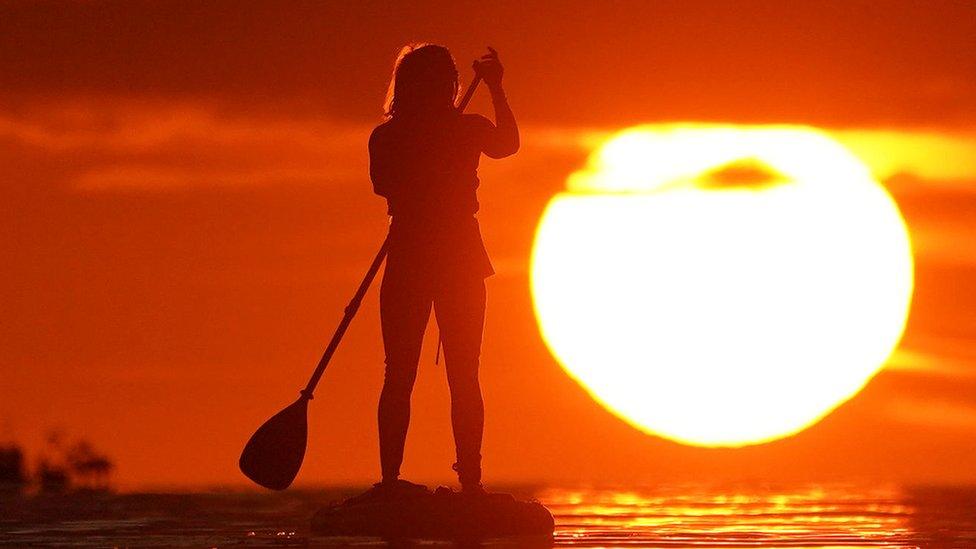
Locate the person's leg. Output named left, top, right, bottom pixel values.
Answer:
left=434, top=275, right=487, bottom=489
left=378, top=267, right=432, bottom=484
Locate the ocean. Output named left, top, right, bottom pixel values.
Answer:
left=1, top=484, right=974, bottom=547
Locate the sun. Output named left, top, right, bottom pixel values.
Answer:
left=530, top=124, right=914, bottom=447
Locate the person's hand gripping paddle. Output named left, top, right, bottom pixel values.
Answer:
left=239, top=69, right=483, bottom=491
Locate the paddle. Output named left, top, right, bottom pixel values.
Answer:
left=240, top=73, right=483, bottom=490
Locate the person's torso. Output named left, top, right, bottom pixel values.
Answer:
left=375, top=113, right=484, bottom=220
left=374, top=113, right=494, bottom=279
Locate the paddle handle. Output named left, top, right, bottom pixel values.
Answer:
left=300, top=75, right=482, bottom=400
left=456, top=74, right=482, bottom=112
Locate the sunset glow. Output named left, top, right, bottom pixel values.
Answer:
left=5, top=1, right=976, bottom=493
left=531, top=125, right=915, bottom=447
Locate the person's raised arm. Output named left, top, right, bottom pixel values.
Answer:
left=474, top=47, right=519, bottom=159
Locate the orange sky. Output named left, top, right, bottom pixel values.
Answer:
left=2, top=0, right=976, bottom=489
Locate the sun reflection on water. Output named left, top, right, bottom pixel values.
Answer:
left=540, top=485, right=917, bottom=548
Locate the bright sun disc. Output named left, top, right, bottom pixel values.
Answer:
left=531, top=124, right=914, bottom=447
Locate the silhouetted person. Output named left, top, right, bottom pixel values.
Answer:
left=368, top=44, right=518, bottom=495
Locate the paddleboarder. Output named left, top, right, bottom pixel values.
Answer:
left=367, top=44, right=519, bottom=495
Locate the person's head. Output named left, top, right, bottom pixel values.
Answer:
left=384, top=44, right=459, bottom=119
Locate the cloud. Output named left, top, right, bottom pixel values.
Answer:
left=73, top=166, right=363, bottom=191
left=887, top=346, right=976, bottom=380
left=6, top=101, right=976, bottom=194
left=0, top=101, right=373, bottom=191
left=886, top=398, right=976, bottom=430
left=6, top=103, right=976, bottom=280
left=547, top=123, right=976, bottom=194
left=696, top=158, right=788, bottom=190
left=0, top=102, right=363, bottom=152
left=0, top=102, right=602, bottom=192
left=833, top=129, right=976, bottom=183
left=906, top=225, right=976, bottom=267
left=883, top=340, right=976, bottom=429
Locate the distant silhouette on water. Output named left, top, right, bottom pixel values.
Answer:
left=367, top=44, right=519, bottom=495
left=0, top=433, right=113, bottom=493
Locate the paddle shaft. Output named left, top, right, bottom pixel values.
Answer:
left=300, top=74, right=482, bottom=399
left=456, top=74, right=482, bottom=113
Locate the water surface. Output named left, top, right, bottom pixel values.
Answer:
left=1, top=484, right=973, bottom=547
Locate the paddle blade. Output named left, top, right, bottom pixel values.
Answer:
left=239, top=397, right=309, bottom=490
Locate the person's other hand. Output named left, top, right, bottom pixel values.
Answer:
left=473, top=47, right=504, bottom=88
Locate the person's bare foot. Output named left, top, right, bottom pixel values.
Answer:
left=346, top=479, right=428, bottom=504
left=384, top=479, right=427, bottom=494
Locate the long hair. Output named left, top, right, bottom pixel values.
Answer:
left=383, top=43, right=459, bottom=119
